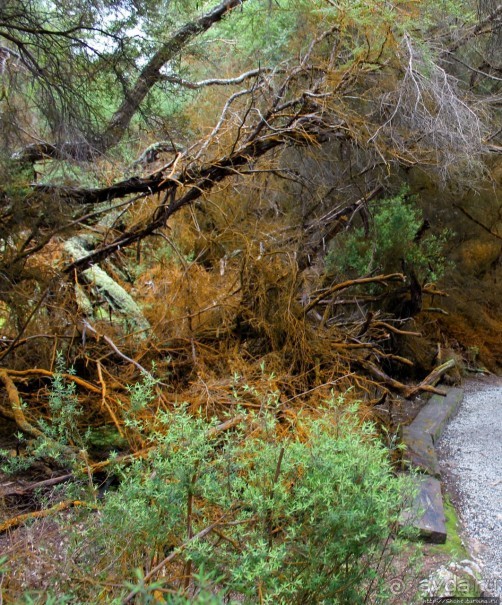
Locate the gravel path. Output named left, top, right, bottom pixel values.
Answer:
left=437, top=375, right=502, bottom=597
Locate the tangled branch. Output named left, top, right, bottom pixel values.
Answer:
left=371, top=35, right=487, bottom=180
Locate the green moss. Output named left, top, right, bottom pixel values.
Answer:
left=431, top=496, right=469, bottom=560
left=87, top=426, right=127, bottom=450
left=421, top=497, right=482, bottom=599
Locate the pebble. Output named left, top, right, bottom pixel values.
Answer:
left=437, top=376, right=502, bottom=598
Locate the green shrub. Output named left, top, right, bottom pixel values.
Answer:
left=70, top=397, right=415, bottom=604
left=3, top=372, right=417, bottom=603
left=326, top=190, right=452, bottom=283
left=0, top=353, right=87, bottom=474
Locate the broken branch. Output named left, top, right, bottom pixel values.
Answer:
left=0, top=500, right=93, bottom=533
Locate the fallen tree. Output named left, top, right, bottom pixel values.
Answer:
left=0, top=0, right=499, bottom=464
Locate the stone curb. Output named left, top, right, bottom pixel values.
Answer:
left=411, top=388, right=464, bottom=444
left=401, top=387, right=464, bottom=543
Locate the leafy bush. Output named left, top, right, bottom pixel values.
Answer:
left=0, top=353, right=87, bottom=474
left=3, top=372, right=417, bottom=603
left=326, top=190, right=452, bottom=283
left=37, top=354, right=85, bottom=449
left=68, top=396, right=415, bottom=604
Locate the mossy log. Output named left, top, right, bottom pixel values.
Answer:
left=65, top=236, right=150, bottom=333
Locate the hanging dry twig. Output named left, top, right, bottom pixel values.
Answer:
left=82, top=321, right=156, bottom=380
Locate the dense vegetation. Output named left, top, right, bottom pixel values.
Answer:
left=0, top=0, right=500, bottom=601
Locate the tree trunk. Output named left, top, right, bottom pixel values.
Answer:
left=13, top=0, right=249, bottom=163
left=98, top=0, right=248, bottom=154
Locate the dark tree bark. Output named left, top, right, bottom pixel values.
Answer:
left=62, top=129, right=333, bottom=274
left=11, top=0, right=249, bottom=163
left=98, top=0, right=249, bottom=154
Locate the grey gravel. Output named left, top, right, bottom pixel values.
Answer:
left=437, top=376, right=502, bottom=597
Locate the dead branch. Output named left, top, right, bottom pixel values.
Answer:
left=96, top=361, right=124, bottom=437
left=0, top=473, right=73, bottom=498
left=17, top=35, right=352, bottom=278
left=454, top=203, right=502, bottom=241
left=360, top=361, right=446, bottom=398
left=87, top=415, right=244, bottom=474
left=0, top=284, right=52, bottom=363
left=61, top=129, right=332, bottom=274
left=121, top=518, right=224, bottom=604
left=11, top=0, right=252, bottom=163
left=0, top=500, right=93, bottom=533
left=0, top=369, right=43, bottom=438
left=304, top=274, right=404, bottom=314
left=300, top=186, right=383, bottom=267
left=161, top=67, right=274, bottom=89
left=379, top=354, right=414, bottom=367
left=406, top=359, right=456, bottom=398
left=0, top=368, right=126, bottom=445
left=82, top=320, right=156, bottom=381
left=360, top=361, right=412, bottom=396
left=206, top=415, right=244, bottom=438
left=4, top=368, right=101, bottom=394
left=372, top=321, right=421, bottom=337
left=88, top=448, right=152, bottom=473
left=422, top=308, right=449, bottom=315
left=422, top=286, right=448, bottom=297
left=372, top=34, right=488, bottom=180
left=445, top=3, right=502, bottom=54
left=330, top=342, right=377, bottom=350
left=279, top=375, right=356, bottom=406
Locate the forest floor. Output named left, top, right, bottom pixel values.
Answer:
left=1, top=375, right=501, bottom=603
left=437, top=374, right=502, bottom=598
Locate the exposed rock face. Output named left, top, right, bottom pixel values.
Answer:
left=420, top=560, right=482, bottom=597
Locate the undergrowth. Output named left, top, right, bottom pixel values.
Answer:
left=0, top=353, right=87, bottom=475
left=2, top=375, right=419, bottom=604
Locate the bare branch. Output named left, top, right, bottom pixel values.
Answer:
left=444, top=52, right=502, bottom=82
left=10, top=0, right=251, bottom=162
left=161, top=67, right=274, bottom=89
left=100, top=0, right=250, bottom=153
left=371, top=35, right=488, bottom=181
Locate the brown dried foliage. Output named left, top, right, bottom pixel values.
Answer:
left=0, top=13, right=482, bottom=461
